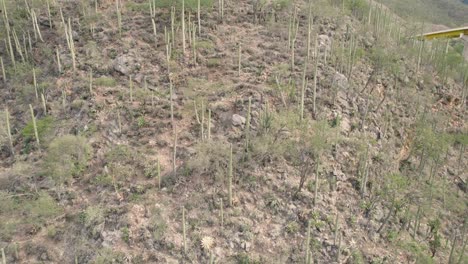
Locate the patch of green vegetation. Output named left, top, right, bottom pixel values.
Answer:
left=5, top=62, right=33, bottom=82
left=397, top=240, right=434, bottom=264
left=121, top=227, right=130, bottom=244
left=234, top=253, right=263, bottom=264
left=136, top=116, right=146, bottom=128
left=310, top=211, right=325, bottom=229
left=47, top=225, right=56, bottom=236
left=285, top=221, right=300, bottom=234
left=104, top=145, right=143, bottom=182
left=386, top=229, right=398, bottom=243
left=91, top=174, right=114, bottom=187
left=78, top=205, right=106, bottom=239
left=0, top=110, right=9, bottom=147
left=273, top=0, right=293, bottom=10
left=206, top=58, right=222, bottom=68
left=351, top=249, right=365, bottom=264
left=45, top=135, right=91, bottom=185
left=264, top=192, right=280, bottom=212
left=144, top=159, right=162, bottom=179
left=22, top=116, right=54, bottom=144
left=149, top=207, right=167, bottom=241
left=186, top=140, right=230, bottom=182
left=345, top=0, right=370, bottom=20
left=93, top=248, right=126, bottom=264
left=152, top=0, right=213, bottom=10
left=134, top=88, right=153, bottom=102
left=82, top=206, right=105, bottom=227
left=195, top=40, right=215, bottom=51
left=0, top=191, right=62, bottom=241
left=125, top=2, right=150, bottom=12
left=27, top=192, right=62, bottom=219
left=94, top=76, right=117, bottom=87
left=106, top=145, right=133, bottom=162
left=183, top=78, right=232, bottom=100
left=0, top=1, right=48, bottom=37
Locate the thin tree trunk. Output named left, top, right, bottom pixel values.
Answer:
left=313, top=161, right=319, bottom=206
left=377, top=201, right=395, bottom=234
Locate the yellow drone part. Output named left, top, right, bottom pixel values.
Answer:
left=418, top=27, right=468, bottom=40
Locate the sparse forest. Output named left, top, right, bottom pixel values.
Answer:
left=0, top=0, right=466, bottom=263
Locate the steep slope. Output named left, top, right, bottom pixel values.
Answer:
left=0, top=0, right=466, bottom=263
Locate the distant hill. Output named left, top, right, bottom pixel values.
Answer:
left=376, top=0, right=468, bottom=27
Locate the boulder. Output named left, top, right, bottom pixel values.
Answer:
left=333, top=72, right=349, bottom=90
left=113, top=54, right=138, bottom=75
left=318, top=34, right=331, bottom=53
left=232, top=114, right=246, bottom=126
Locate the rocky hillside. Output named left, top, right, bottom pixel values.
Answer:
left=0, top=0, right=466, bottom=263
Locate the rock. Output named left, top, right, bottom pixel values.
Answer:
left=333, top=72, right=349, bottom=90
left=269, top=224, right=282, bottom=238
left=335, top=91, right=350, bottom=110
left=447, top=167, right=455, bottom=176
left=113, top=55, right=138, bottom=75
left=399, top=75, right=410, bottom=84
left=212, top=101, right=231, bottom=112
left=169, top=92, right=178, bottom=101
left=332, top=168, right=347, bottom=181
left=363, top=32, right=375, bottom=48
left=40, top=252, right=49, bottom=261
left=232, top=114, right=246, bottom=126
left=229, top=241, right=235, bottom=249
left=71, top=30, right=79, bottom=41
left=340, top=116, right=351, bottom=133
left=318, top=35, right=331, bottom=53
left=242, top=241, right=252, bottom=251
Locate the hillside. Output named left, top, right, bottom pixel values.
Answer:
left=375, top=0, right=468, bottom=27
left=0, top=0, right=467, bottom=263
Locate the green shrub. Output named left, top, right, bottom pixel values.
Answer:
left=149, top=207, right=167, bottom=241
left=104, top=145, right=143, bottom=182
left=386, top=229, right=398, bottom=243
left=206, top=58, right=222, bottom=68
left=273, top=0, right=292, bottom=11
left=346, top=0, right=369, bottom=20
left=186, top=140, right=230, bottom=182
left=121, top=227, right=130, bottom=244
left=195, top=40, right=215, bottom=51
left=0, top=110, right=8, bottom=148
left=397, top=240, right=434, bottom=264
left=351, top=250, right=365, bottom=264
left=151, top=221, right=167, bottom=241
left=152, top=0, right=213, bottom=10
left=94, top=248, right=125, bottom=264
left=125, top=2, right=150, bottom=12
left=27, top=192, right=62, bottom=219
left=4, top=61, right=34, bottom=80
left=234, top=253, right=263, bottom=264
left=46, top=225, right=56, bottom=236
left=136, top=116, right=146, bottom=128
left=0, top=191, right=62, bottom=241
left=94, top=76, right=117, bottom=87
left=106, top=145, right=134, bottom=163
left=45, top=135, right=91, bottom=185
left=82, top=206, right=105, bottom=228
left=285, top=221, right=300, bottom=234
left=22, top=116, right=54, bottom=144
